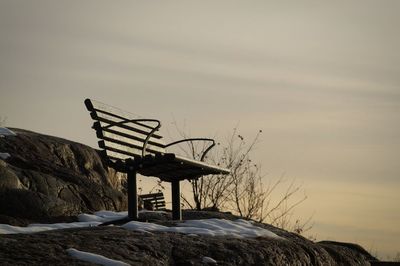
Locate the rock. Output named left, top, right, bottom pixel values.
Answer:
left=318, top=241, right=377, bottom=263
left=0, top=128, right=127, bottom=224
left=0, top=213, right=378, bottom=265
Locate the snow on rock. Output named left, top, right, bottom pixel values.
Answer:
left=180, top=219, right=282, bottom=238
left=0, top=152, right=10, bottom=160
left=122, top=221, right=168, bottom=231
left=0, top=210, right=282, bottom=239
left=0, top=127, right=17, bottom=137
left=0, top=127, right=15, bottom=159
left=78, top=210, right=128, bottom=223
left=1, top=211, right=128, bottom=234
left=67, top=248, right=130, bottom=266
left=202, top=256, right=217, bottom=264
left=123, top=218, right=283, bottom=239
left=0, top=222, right=101, bottom=234
left=77, top=210, right=167, bottom=223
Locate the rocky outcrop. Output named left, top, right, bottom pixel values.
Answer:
left=0, top=211, right=378, bottom=266
left=0, top=128, right=381, bottom=265
left=0, top=128, right=127, bottom=225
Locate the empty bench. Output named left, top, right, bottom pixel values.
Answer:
left=84, top=99, right=230, bottom=220
left=139, top=192, right=166, bottom=211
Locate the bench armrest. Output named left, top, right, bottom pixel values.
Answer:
left=104, top=119, right=161, bottom=157
left=165, top=138, right=215, bottom=161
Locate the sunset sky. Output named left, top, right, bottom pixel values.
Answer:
left=1, top=1, right=399, bottom=259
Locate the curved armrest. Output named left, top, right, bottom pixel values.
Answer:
left=165, top=138, right=215, bottom=161
left=104, top=118, right=161, bottom=157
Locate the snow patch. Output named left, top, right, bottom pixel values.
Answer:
left=0, top=127, right=16, bottom=159
left=78, top=210, right=127, bottom=223
left=122, top=218, right=282, bottom=239
left=0, top=127, right=17, bottom=137
left=77, top=210, right=166, bottom=223
left=0, top=221, right=101, bottom=234
left=0, top=210, right=283, bottom=239
left=0, top=153, right=10, bottom=160
left=67, top=248, right=130, bottom=266
left=202, top=256, right=217, bottom=264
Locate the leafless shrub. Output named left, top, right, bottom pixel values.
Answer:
left=170, top=122, right=313, bottom=233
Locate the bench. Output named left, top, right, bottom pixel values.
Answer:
left=139, top=192, right=166, bottom=211
left=84, top=98, right=230, bottom=220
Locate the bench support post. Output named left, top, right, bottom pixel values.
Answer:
left=171, top=180, right=181, bottom=220
left=127, top=168, right=138, bottom=220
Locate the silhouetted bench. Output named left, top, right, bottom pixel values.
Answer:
left=84, top=99, right=230, bottom=220
left=139, top=192, right=166, bottom=211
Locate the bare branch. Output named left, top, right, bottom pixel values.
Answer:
left=170, top=121, right=312, bottom=234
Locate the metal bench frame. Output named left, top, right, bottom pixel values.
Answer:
left=84, top=99, right=230, bottom=221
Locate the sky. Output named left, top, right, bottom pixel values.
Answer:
left=0, top=0, right=399, bottom=259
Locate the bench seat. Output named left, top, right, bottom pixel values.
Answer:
left=137, top=153, right=228, bottom=181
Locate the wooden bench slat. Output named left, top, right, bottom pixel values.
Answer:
left=95, top=108, right=157, bottom=131
left=98, top=133, right=145, bottom=151
left=139, top=155, right=230, bottom=175
left=139, top=193, right=164, bottom=198
left=139, top=192, right=164, bottom=197
left=98, top=130, right=166, bottom=153
left=102, top=150, right=133, bottom=161
left=100, top=141, right=168, bottom=160
left=144, top=201, right=165, bottom=205
left=99, top=141, right=143, bottom=158
left=141, top=200, right=165, bottom=205
left=99, top=139, right=165, bottom=157
left=100, top=150, right=127, bottom=163
left=139, top=159, right=230, bottom=181
left=143, top=202, right=165, bottom=207
left=174, top=155, right=230, bottom=174
left=94, top=123, right=166, bottom=150
left=139, top=192, right=166, bottom=211
left=86, top=99, right=161, bottom=134
left=142, top=197, right=165, bottom=202
left=93, top=115, right=163, bottom=140
left=94, top=122, right=166, bottom=147
left=143, top=201, right=165, bottom=205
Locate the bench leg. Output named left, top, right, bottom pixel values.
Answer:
left=127, top=169, right=138, bottom=220
left=171, top=180, right=181, bottom=220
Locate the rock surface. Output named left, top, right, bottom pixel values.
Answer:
left=0, top=128, right=127, bottom=225
left=0, top=211, right=378, bottom=266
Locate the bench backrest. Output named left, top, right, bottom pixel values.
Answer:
left=85, top=99, right=167, bottom=162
